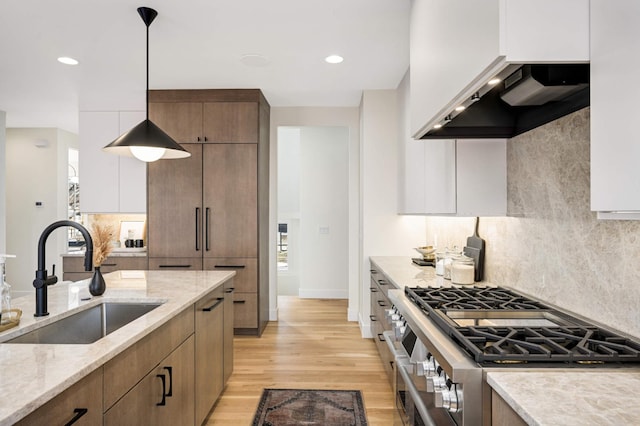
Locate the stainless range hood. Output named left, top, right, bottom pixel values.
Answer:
left=421, top=64, right=590, bottom=139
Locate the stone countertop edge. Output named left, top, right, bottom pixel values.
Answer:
left=370, top=256, right=640, bottom=425
left=486, top=371, right=640, bottom=426
left=0, top=269, right=235, bottom=425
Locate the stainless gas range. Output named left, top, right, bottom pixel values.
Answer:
left=386, top=286, right=640, bottom=426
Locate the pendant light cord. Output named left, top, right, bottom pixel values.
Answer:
left=146, top=18, right=149, bottom=121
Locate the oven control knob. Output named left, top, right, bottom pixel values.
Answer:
left=441, top=385, right=463, bottom=413
left=417, top=355, right=435, bottom=377
left=384, top=307, right=398, bottom=321
left=427, top=372, right=446, bottom=394
left=393, top=321, right=406, bottom=340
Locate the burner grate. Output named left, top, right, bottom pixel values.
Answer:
left=405, top=286, right=549, bottom=311
left=451, top=326, right=640, bottom=363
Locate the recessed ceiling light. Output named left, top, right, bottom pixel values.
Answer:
left=57, top=56, right=79, bottom=65
left=240, top=54, right=270, bottom=67
left=455, top=105, right=466, bottom=112
left=325, top=55, right=344, bottom=64
left=488, top=78, right=501, bottom=86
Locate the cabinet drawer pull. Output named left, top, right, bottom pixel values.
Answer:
left=225, top=288, right=235, bottom=293
left=214, top=265, right=246, bottom=269
left=164, top=366, right=173, bottom=397
left=64, top=408, right=88, bottom=426
left=158, top=264, right=192, bottom=268
left=378, top=279, right=388, bottom=286
left=370, top=287, right=378, bottom=293
left=369, top=315, right=377, bottom=322
left=101, top=263, right=117, bottom=267
left=377, top=300, right=387, bottom=307
left=233, top=300, right=246, bottom=304
left=205, top=207, right=211, bottom=251
left=377, top=333, right=386, bottom=342
left=156, top=374, right=167, bottom=406
left=195, top=207, right=201, bottom=251
left=202, top=297, right=224, bottom=311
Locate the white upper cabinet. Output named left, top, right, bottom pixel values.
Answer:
left=410, top=0, right=590, bottom=139
left=398, top=70, right=506, bottom=216
left=590, top=0, right=640, bottom=219
left=79, top=111, right=147, bottom=213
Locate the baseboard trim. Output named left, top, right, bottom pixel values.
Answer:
left=359, top=312, right=373, bottom=339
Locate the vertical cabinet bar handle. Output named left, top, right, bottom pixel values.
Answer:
left=195, top=207, right=201, bottom=251
left=64, top=408, right=88, bottom=426
left=164, top=366, right=173, bottom=397
left=156, top=374, right=167, bottom=406
left=205, top=207, right=211, bottom=251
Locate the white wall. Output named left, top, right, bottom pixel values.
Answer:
left=0, top=111, right=6, bottom=254
left=359, top=90, right=427, bottom=337
left=270, top=107, right=360, bottom=321
left=5, top=128, right=78, bottom=297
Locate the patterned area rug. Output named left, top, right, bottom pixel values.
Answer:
left=252, top=389, right=368, bottom=426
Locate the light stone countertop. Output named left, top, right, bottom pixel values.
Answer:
left=0, top=269, right=235, bottom=425
left=370, top=256, right=640, bottom=425
left=487, top=371, right=640, bottom=425
left=369, top=255, right=499, bottom=289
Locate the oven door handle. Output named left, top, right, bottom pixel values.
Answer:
left=398, top=361, right=433, bottom=424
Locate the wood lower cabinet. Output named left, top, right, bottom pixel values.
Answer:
left=491, top=390, right=527, bottom=426
left=148, top=89, right=270, bottom=336
left=223, top=282, right=235, bottom=383
left=63, top=255, right=148, bottom=281
left=104, top=336, right=195, bottom=426
left=15, top=369, right=103, bottom=426
left=369, top=266, right=395, bottom=385
left=195, top=286, right=225, bottom=424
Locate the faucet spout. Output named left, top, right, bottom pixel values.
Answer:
left=33, top=220, right=94, bottom=317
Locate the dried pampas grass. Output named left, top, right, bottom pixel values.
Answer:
left=90, top=222, right=114, bottom=266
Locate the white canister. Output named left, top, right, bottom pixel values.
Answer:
left=451, top=255, right=475, bottom=285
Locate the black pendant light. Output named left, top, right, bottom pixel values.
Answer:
left=103, top=7, right=190, bottom=162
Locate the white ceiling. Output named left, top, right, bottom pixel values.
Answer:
left=0, top=0, right=411, bottom=134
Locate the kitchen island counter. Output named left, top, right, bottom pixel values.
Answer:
left=0, top=269, right=235, bottom=425
left=487, top=370, right=640, bottom=425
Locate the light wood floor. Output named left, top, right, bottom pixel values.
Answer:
left=206, top=296, right=396, bottom=425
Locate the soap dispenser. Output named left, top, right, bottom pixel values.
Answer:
left=0, top=254, right=16, bottom=325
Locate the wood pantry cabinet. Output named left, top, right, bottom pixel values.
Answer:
left=148, top=89, right=270, bottom=336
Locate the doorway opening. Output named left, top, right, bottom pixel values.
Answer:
left=276, top=126, right=349, bottom=298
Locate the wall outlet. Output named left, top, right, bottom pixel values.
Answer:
left=319, top=226, right=330, bottom=235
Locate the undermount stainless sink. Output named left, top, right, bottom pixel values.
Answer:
left=5, top=302, right=162, bottom=344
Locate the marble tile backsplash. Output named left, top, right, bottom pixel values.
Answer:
left=425, top=108, right=640, bottom=339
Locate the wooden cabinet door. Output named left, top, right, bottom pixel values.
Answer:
left=203, top=144, right=258, bottom=258
left=195, top=287, right=225, bottom=424
left=223, top=285, right=235, bottom=383
left=104, top=336, right=195, bottom=426
left=203, top=102, right=259, bottom=143
left=148, top=143, right=203, bottom=258
left=16, top=369, right=103, bottom=426
left=149, top=101, right=203, bottom=143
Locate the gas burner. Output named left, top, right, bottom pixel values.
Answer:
left=451, top=326, right=640, bottom=364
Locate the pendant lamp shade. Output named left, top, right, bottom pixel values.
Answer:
left=103, top=6, right=190, bottom=162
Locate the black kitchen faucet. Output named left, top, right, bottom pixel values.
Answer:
left=33, top=220, right=93, bottom=317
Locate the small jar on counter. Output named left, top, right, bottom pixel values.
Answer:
left=451, top=255, right=475, bottom=285
left=435, top=251, right=445, bottom=276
